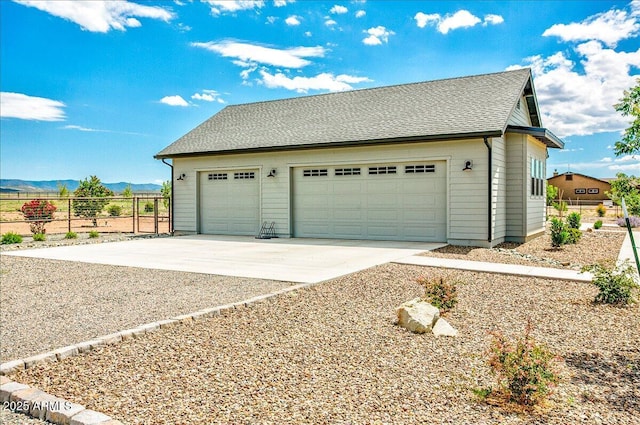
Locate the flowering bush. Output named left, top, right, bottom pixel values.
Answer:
left=21, top=199, right=56, bottom=234
left=617, top=216, right=640, bottom=228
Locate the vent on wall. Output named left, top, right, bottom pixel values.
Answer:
left=335, top=168, right=361, bottom=176
left=405, top=164, right=435, bottom=173
left=234, top=172, right=255, bottom=180
left=208, top=173, right=228, bottom=180
left=303, top=169, right=328, bottom=177
left=368, top=166, right=397, bottom=175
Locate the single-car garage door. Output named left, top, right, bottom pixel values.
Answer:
left=199, top=169, right=260, bottom=235
left=293, top=161, right=446, bottom=242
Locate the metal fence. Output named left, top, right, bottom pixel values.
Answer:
left=0, top=195, right=170, bottom=236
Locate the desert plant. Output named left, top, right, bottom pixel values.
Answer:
left=617, top=216, right=640, bottom=228
left=607, top=173, right=640, bottom=215
left=552, top=200, right=567, bottom=213
left=65, top=231, right=78, bottom=239
left=107, top=204, right=122, bottom=217
left=89, top=230, right=99, bottom=238
left=144, top=201, right=154, bottom=213
left=418, top=276, right=458, bottom=313
left=550, top=217, right=568, bottom=248
left=582, top=262, right=639, bottom=305
left=546, top=184, right=558, bottom=206
left=487, top=322, right=561, bottom=407
left=566, top=212, right=581, bottom=230
left=121, top=184, right=133, bottom=198
left=161, top=180, right=171, bottom=209
left=1, top=232, right=23, bottom=244
left=32, top=233, right=46, bottom=241
left=72, top=176, right=114, bottom=226
left=21, top=199, right=57, bottom=234
left=594, top=220, right=603, bottom=230
left=566, top=228, right=582, bottom=245
left=595, top=204, right=606, bottom=217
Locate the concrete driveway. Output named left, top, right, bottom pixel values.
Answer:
left=3, top=235, right=444, bottom=283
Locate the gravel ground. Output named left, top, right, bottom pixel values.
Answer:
left=423, top=228, right=626, bottom=270
left=9, top=264, right=639, bottom=424
left=0, top=256, right=295, bottom=362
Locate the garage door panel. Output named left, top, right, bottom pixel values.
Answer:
left=293, top=161, right=446, bottom=242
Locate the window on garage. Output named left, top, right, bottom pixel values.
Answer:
left=234, top=172, right=255, bottom=179
left=368, top=166, right=397, bottom=175
left=335, top=168, right=361, bottom=176
left=405, top=164, right=435, bottom=173
left=588, top=188, right=599, bottom=194
left=208, top=173, right=228, bottom=180
left=575, top=188, right=586, bottom=194
left=303, top=169, right=328, bottom=177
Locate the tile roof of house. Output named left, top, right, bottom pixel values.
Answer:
left=156, top=68, right=562, bottom=158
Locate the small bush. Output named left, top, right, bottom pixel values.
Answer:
left=33, top=233, right=46, bottom=241
left=89, top=230, right=99, bottom=239
left=487, top=322, right=561, bottom=407
left=566, top=212, right=581, bottom=230
left=617, top=216, right=640, bottom=228
left=593, top=220, right=603, bottom=230
left=566, top=228, right=582, bottom=244
left=595, top=204, right=606, bottom=217
left=552, top=201, right=567, bottom=213
left=582, top=262, right=639, bottom=305
left=1, top=232, right=23, bottom=244
left=550, top=217, right=568, bottom=248
left=65, top=231, right=78, bottom=239
left=144, top=201, right=154, bottom=213
left=107, top=204, right=122, bottom=217
left=21, top=199, right=56, bottom=234
left=418, top=276, right=458, bottom=313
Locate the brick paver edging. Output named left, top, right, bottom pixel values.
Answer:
left=0, top=282, right=312, bottom=424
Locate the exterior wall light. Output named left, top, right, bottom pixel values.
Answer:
left=267, top=169, right=277, bottom=177
left=176, top=173, right=186, bottom=181
left=463, top=160, right=473, bottom=172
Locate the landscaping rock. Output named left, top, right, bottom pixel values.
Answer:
left=432, top=317, right=458, bottom=337
left=396, top=298, right=440, bottom=333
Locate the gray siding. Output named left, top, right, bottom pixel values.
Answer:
left=526, top=139, right=548, bottom=235
left=505, top=133, right=526, bottom=240
left=507, top=96, right=532, bottom=127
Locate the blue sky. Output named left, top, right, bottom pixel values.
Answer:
left=1, top=0, right=639, bottom=184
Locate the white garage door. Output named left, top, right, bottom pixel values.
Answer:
left=293, top=161, right=446, bottom=242
left=199, top=170, right=260, bottom=235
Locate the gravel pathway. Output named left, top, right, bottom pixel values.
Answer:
left=9, top=263, right=639, bottom=424
left=0, top=255, right=295, bottom=362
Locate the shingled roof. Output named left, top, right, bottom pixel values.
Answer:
left=156, top=68, right=562, bottom=159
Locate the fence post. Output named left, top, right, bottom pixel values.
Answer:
left=132, top=197, right=136, bottom=234
left=154, top=198, right=159, bottom=234
left=68, top=198, right=71, bottom=233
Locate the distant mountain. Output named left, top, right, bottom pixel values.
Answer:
left=0, top=179, right=161, bottom=193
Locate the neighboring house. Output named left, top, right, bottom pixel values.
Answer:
left=547, top=171, right=611, bottom=204
left=155, top=68, right=563, bottom=247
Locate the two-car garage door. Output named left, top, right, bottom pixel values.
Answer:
left=292, top=161, right=446, bottom=242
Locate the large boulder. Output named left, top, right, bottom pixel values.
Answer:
left=396, top=298, right=440, bottom=333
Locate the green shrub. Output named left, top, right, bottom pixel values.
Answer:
left=107, top=204, right=122, bottom=217
left=582, top=262, right=639, bottom=305
left=594, top=220, right=603, bottom=230
left=21, top=199, right=56, bottom=234
left=417, top=276, right=458, bottom=313
left=144, top=201, right=154, bottom=213
left=566, top=228, right=582, bottom=244
left=89, top=230, right=99, bottom=239
left=487, top=322, right=561, bottom=407
left=595, top=204, right=606, bottom=217
left=550, top=217, right=568, bottom=248
left=552, top=201, right=567, bottom=213
left=65, top=231, right=78, bottom=239
left=566, top=212, right=581, bottom=229
left=1, top=232, right=23, bottom=244
left=33, top=233, right=46, bottom=241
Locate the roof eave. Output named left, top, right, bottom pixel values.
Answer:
left=154, top=130, right=504, bottom=159
left=506, top=125, right=564, bottom=149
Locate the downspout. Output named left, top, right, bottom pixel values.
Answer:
left=484, top=137, right=492, bottom=244
left=161, top=158, right=174, bottom=234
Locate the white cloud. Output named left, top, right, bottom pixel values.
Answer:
left=259, top=71, right=371, bottom=93
left=325, top=18, right=337, bottom=26
left=543, top=8, right=640, bottom=47
left=160, top=95, right=189, bottom=107
left=329, top=5, right=348, bottom=14
left=273, top=0, right=288, bottom=6
left=415, top=10, right=501, bottom=34
left=14, top=0, right=173, bottom=32
left=192, top=40, right=325, bottom=69
left=355, top=10, right=366, bottom=18
left=191, top=89, right=226, bottom=103
left=362, top=26, right=394, bottom=45
left=62, top=125, right=100, bottom=132
left=550, top=155, right=640, bottom=175
left=0, top=92, right=66, bottom=121
left=266, top=16, right=278, bottom=24
left=304, top=31, right=312, bottom=37
left=285, top=15, right=301, bottom=26
left=203, top=0, right=265, bottom=15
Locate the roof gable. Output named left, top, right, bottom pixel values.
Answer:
left=157, top=68, right=553, bottom=158
left=548, top=172, right=611, bottom=185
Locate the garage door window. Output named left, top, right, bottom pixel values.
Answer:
left=208, top=173, right=228, bottom=180
left=335, top=168, right=361, bottom=176
left=369, top=166, right=397, bottom=175
left=234, top=172, right=255, bottom=179
left=405, top=164, right=435, bottom=173
left=303, top=169, right=328, bottom=177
